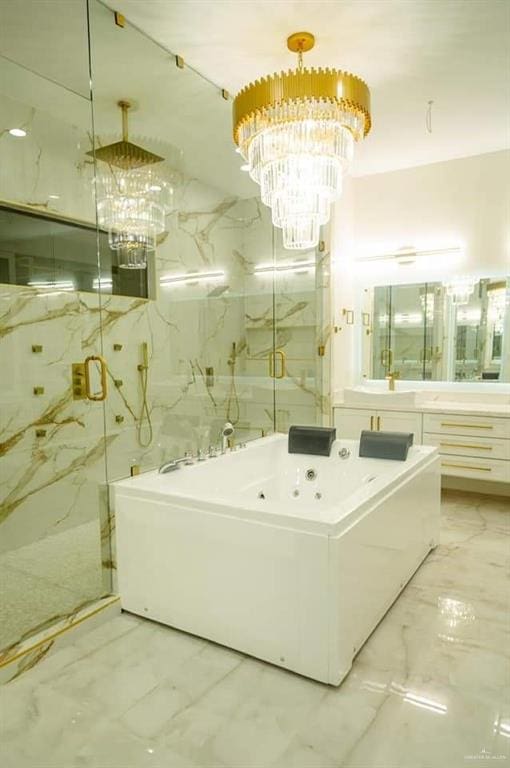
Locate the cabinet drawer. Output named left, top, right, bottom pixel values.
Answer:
left=440, top=456, right=510, bottom=482
left=423, top=413, right=510, bottom=439
left=423, top=433, right=510, bottom=461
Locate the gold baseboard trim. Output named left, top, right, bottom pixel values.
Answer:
left=0, top=596, right=120, bottom=670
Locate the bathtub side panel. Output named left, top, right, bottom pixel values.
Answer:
left=115, top=495, right=331, bottom=683
left=328, top=459, right=441, bottom=684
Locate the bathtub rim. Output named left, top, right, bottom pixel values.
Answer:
left=112, top=436, right=440, bottom=536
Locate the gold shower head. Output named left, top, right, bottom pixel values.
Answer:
left=88, top=101, right=164, bottom=169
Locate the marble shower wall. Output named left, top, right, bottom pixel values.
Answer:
left=0, top=37, right=330, bottom=654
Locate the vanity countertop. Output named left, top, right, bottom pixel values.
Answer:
left=333, top=399, right=510, bottom=418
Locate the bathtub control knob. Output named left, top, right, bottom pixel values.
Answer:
left=184, top=451, right=194, bottom=465
left=197, top=450, right=206, bottom=461
left=208, top=445, right=217, bottom=458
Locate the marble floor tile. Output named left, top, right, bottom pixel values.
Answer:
left=0, top=491, right=508, bottom=768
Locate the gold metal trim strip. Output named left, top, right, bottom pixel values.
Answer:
left=0, top=597, right=120, bottom=669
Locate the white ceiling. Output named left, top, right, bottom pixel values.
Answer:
left=1, top=0, right=509, bottom=201
left=106, top=0, right=510, bottom=176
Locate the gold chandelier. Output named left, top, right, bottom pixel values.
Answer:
left=233, top=32, right=371, bottom=250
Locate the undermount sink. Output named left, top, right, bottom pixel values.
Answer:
left=343, top=387, right=419, bottom=407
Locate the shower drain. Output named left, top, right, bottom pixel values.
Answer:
left=305, top=468, right=317, bottom=481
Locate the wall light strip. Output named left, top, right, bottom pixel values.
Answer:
left=357, top=247, right=462, bottom=263
left=254, top=260, right=315, bottom=275
left=159, top=270, right=225, bottom=285
left=92, top=278, right=113, bottom=290
left=28, top=280, right=75, bottom=291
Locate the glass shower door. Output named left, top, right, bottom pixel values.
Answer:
left=272, top=230, right=325, bottom=432
left=0, top=0, right=111, bottom=654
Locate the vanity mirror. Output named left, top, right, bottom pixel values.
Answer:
left=364, top=277, right=509, bottom=383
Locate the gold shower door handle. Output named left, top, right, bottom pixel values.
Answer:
left=84, top=355, right=108, bottom=401
left=268, top=350, right=286, bottom=379
left=275, top=350, right=286, bottom=379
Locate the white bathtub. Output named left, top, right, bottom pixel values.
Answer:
left=113, top=434, right=440, bottom=685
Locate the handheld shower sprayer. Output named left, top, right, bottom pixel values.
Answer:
left=136, top=342, right=153, bottom=448
left=226, top=341, right=240, bottom=425
left=221, top=422, right=235, bottom=451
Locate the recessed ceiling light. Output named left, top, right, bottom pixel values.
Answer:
left=9, top=128, right=27, bottom=137
left=48, top=194, right=60, bottom=200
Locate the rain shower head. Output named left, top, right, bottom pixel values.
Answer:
left=88, top=101, right=164, bottom=169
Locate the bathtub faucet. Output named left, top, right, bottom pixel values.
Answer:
left=158, top=452, right=193, bottom=474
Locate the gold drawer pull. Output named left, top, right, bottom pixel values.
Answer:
left=441, top=421, right=494, bottom=429
left=442, top=462, right=492, bottom=472
left=439, top=442, right=493, bottom=451
left=440, top=422, right=493, bottom=429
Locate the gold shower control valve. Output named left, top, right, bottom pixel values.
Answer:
left=72, top=362, right=87, bottom=400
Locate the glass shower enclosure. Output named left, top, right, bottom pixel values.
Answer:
left=0, top=0, right=329, bottom=656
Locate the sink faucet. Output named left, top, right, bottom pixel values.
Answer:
left=385, top=371, right=400, bottom=391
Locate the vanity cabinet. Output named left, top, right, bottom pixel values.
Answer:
left=334, top=404, right=510, bottom=486
left=423, top=413, right=510, bottom=482
left=333, top=408, right=373, bottom=438
left=333, top=407, right=422, bottom=442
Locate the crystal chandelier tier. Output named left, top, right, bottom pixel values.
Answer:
left=233, top=32, right=371, bottom=250
left=90, top=101, right=173, bottom=269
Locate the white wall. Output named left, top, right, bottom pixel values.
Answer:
left=331, top=150, right=510, bottom=392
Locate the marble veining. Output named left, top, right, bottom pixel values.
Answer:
left=0, top=491, right=508, bottom=767
left=0, top=87, right=330, bottom=654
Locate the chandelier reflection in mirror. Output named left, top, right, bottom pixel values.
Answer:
left=444, top=277, right=476, bottom=305
left=233, top=32, right=371, bottom=250
left=90, top=101, right=174, bottom=269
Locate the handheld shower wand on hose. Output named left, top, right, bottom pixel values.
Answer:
left=137, top=342, right=153, bottom=448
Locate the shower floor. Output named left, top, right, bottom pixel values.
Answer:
left=0, top=521, right=104, bottom=650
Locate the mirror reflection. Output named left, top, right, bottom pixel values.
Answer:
left=369, top=277, right=509, bottom=382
